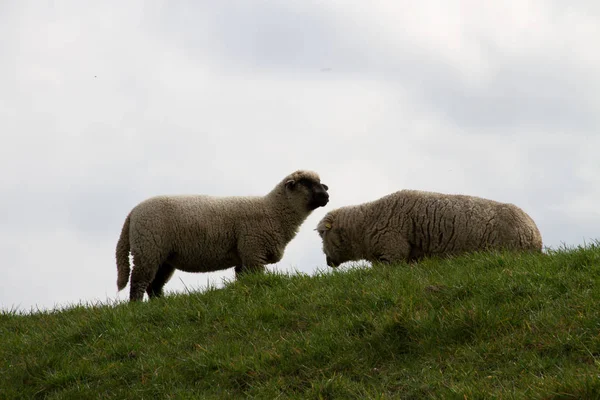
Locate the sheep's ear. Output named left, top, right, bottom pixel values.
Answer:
left=285, top=179, right=296, bottom=190
left=315, top=220, right=333, bottom=233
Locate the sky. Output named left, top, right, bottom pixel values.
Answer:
left=1, top=1, right=599, bottom=312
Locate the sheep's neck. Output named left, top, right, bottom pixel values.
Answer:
left=265, top=189, right=311, bottom=241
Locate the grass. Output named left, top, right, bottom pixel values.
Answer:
left=2, top=242, right=600, bottom=399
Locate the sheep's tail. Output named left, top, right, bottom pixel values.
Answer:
left=116, top=213, right=132, bottom=291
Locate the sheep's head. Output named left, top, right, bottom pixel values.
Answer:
left=283, top=170, right=329, bottom=211
left=316, top=213, right=351, bottom=268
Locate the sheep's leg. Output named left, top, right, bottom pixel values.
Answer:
left=129, top=253, right=160, bottom=301
left=146, top=262, right=176, bottom=299
left=234, top=264, right=265, bottom=279
left=235, top=239, right=269, bottom=279
left=129, top=268, right=152, bottom=301
left=375, top=234, right=411, bottom=264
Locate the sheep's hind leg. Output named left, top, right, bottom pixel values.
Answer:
left=129, top=254, right=160, bottom=302
left=146, top=262, right=176, bottom=299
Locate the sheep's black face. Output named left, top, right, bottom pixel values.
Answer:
left=318, top=224, right=350, bottom=268
left=290, top=178, right=329, bottom=210
left=309, top=181, right=329, bottom=210
left=322, top=233, right=349, bottom=268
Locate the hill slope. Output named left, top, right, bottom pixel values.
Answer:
left=2, top=243, right=600, bottom=399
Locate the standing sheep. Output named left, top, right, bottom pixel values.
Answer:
left=116, top=170, right=329, bottom=301
left=316, top=190, right=542, bottom=267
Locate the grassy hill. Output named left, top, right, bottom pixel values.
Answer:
left=2, top=243, right=600, bottom=399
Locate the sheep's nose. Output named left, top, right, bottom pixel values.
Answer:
left=315, top=186, right=329, bottom=202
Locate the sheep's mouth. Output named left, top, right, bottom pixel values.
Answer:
left=326, top=256, right=338, bottom=268
left=312, top=190, right=330, bottom=207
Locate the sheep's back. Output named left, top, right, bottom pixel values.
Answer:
left=128, top=195, right=271, bottom=269
left=371, top=190, right=541, bottom=255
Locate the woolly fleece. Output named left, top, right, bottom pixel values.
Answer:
left=317, top=189, right=542, bottom=267
left=116, top=170, right=329, bottom=301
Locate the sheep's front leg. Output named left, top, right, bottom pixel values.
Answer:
left=234, top=264, right=266, bottom=279
left=235, top=238, right=270, bottom=279
left=372, top=232, right=411, bottom=265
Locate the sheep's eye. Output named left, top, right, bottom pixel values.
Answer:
left=300, top=179, right=323, bottom=191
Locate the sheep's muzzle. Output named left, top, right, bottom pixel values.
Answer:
left=326, top=255, right=338, bottom=268
left=308, top=184, right=329, bottom=210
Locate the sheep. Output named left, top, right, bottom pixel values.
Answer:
left=316, top=189, right=542, bottom=267
left=116, top=170, right=329, bottom=301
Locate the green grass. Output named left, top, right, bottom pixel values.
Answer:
left=3, top=243, right=600, bottom=399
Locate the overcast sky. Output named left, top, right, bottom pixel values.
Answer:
left=2, top=1, right=599, bottom=312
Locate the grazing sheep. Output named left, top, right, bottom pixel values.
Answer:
left=316, top=190, right=542, bottom=267
left=116, top=170, right=329, bottom=301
